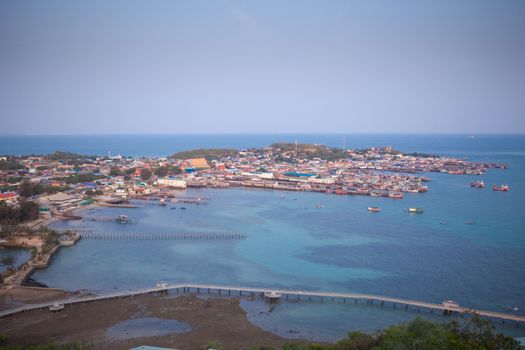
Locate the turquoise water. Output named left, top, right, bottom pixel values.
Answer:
left=15, top=134, right=525, bottom=341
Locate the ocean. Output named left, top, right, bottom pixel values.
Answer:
left=2, top=134, right=525, bottom=341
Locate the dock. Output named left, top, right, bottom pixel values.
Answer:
left=79, top=232, right=246, bottom=240
left=1, top=283, right=524, bottom=325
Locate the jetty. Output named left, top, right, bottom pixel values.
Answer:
left=79, top=232, right=246, bottom=240
left=1, top=283, right=524, bottom=326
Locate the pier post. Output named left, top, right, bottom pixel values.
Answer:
left=219, top=289, right=221, bottom=295
left=208, top=288, right=210, bottom=295
left=228, top=290, right=231, bottom=296
left=381, top=301, right=384, bottom=307
left=405, top=305, right=408, bottom=311
left=197, top=288, right=200, bottom=293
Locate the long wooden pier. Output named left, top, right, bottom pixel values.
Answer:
left=1, top=283, right=524, bottom=325
left=79, top=233, right=246, bottom=240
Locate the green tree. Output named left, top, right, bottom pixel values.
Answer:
left=140, top=168, right=152, bottom=181
left=154, top=166, right=168, bottom=178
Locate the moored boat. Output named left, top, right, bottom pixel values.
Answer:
left=470, top=180, right=485, bottom=188
left=368, top=207, right=381, bottom=212
left=492, top=184, right=510, bottom=191
left=408, top=207, right=423, bottom=213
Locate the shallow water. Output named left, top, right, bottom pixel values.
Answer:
left=106, top=317, right=191, bottom=340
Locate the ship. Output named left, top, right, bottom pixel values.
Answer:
left=116, top=214, right=128, bottom=224
left=470, top=180, right=485, bottom=188
left=492, top=184, right=510, bottom=191
left=368, top=207, right=381, bottom=212
left=408, top=208, right=423, bottom=213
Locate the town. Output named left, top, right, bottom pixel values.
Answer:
left=0, top=143, right=507, bottom=219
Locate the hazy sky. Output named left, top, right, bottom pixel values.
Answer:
left=1, top=0, right=524, bottom=134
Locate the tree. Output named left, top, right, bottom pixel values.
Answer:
left=19, top=200, right=39, bottom=221
left=154, top=166, right=168, bottom=178
left=140, top=168, right=152, bottom=181
left=109, top=167, right=123, bottom=177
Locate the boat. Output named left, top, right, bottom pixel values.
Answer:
left=160, top=198, right=167, bottom=206
left=263, top=291, right=281, bottom=301
left=408, top=208, right=423, bottom=213
left=116, top=214, right=128, bottom=224
left=368, top=207, right=381, bottom=212
left=388, top=191, right=404, bottom=199
left=492, top=184, right=510, bottom=191
left=470, top=180, right=485, bottom=188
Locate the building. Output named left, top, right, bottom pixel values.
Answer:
left=187, top=158, right=209, bottom=169
left=157, top=176, right=187, bottom=189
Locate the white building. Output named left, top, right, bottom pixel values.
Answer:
left=157, top=176, right=187, bottom=189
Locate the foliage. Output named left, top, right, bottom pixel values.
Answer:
left=270, top=143, right=347, bottom=161
left=109, top=167, right=124, bottom=177
left=17, top=181, right=68, bottom=197
left=54, top=173, right=105, bottom=184
left=0, top=159, right=24, bottom=171
left=171, top=148, right=239, bottom=161
left=154, top=166, right=168, bottom=178
left=0, top=339, right=91, bottom=350
left=140, top=168, right=152, bottom=181
left=0, top=200, right=39, bottom=225
left=206, top=340, right=224, bottom=350
left=246, top=317, right=520, bottom=350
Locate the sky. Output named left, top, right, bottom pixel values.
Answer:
left=1, top=0, right=524, bottom=135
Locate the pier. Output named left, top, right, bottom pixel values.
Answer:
left=1, top=283, right=524, bottom=325
left=79, top=232, right=246, bottom=240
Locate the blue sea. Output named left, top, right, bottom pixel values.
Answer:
left=2, top=134, right=525, bottom=341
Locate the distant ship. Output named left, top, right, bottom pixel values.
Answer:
left=493, top=184, right=510, bottom=191
left=116, top=214, right=128, bottom=224
left=470, top=180, right=485, bottom=188
left=368, top=207, right=381, bottom=212
left=408, top=208, right=424, bottom=213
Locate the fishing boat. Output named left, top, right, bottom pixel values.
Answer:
left=388, top=191, right=404, bottom=199
left=470, top=180, right=485, bottom=188
left=492, top=184, right=510, bottom=191
left=408, top=208, right=423, bottom=213
left=116, top=214, right=128, bottom=224
left=368, top=207, right=381, bottom=212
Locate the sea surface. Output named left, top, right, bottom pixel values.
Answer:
left=2, top=134, right=525, bottom=341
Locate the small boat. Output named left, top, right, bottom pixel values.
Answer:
left=180, top=207, right=186, bottom=210
left=116, top=214, right=128, bottom=224
left=388, top=192, right=404, bottom=199
left=492, top=184, right=510, bottom=191
left=170, top=207, right=176, bottom=210
left=470, top=180, right=485, bottom=188
left=368, top=207, right=381, bottom=212
left=408, top=208, right=423, bottom=213
left=160, top=198, right=167, bottom=206
left=465, top=221, right=476, bottom=225
left=316, top=204, right=324, bottom=209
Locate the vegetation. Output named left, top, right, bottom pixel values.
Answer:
left=54, top=173, right=105, bottom=184
left=140, top=168, right=152, bottom=181
left=270, top=143, right=347, bottom=161
left=171, top=148, right=239, bottom=161
left=17, top=181, right=68, bottom=197
left=248, top=317, right=520, bottom=350
left=0, top=200, right=39, bottom=225
left=154, top=165, right=182, bottom=177
left=46, top=151, right=96, bottom=162
left=0, top=336, right=90, bottom=350
left=0, top=159, right=24, bottom=171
